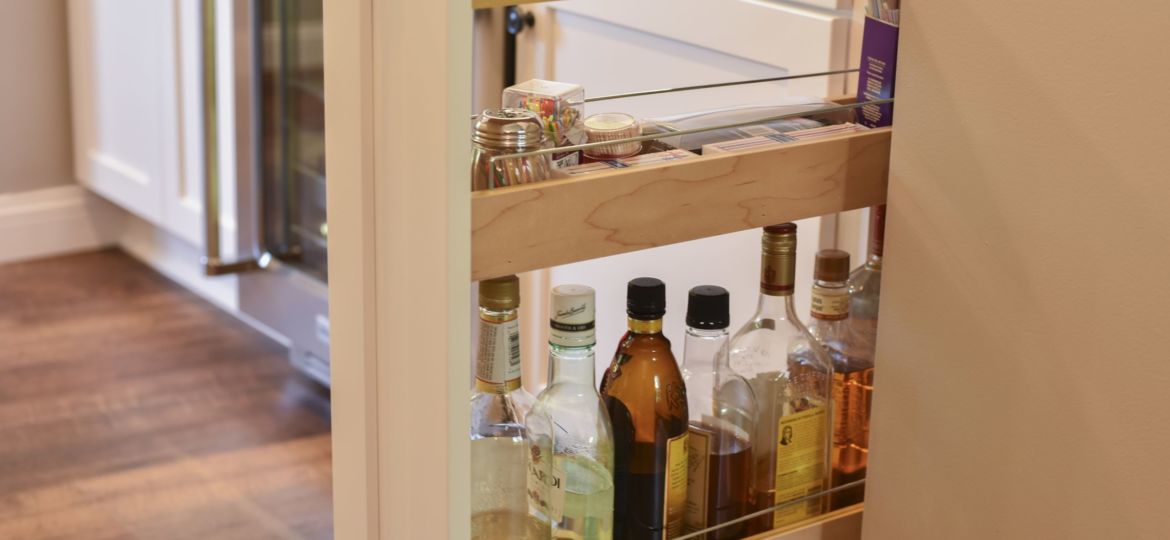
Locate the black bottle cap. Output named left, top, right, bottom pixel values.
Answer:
left=686, top=285, right=730, bottom=329
left=626, top=277, right=666, bottom=320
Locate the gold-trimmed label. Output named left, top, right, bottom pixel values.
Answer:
left=665, top=431, right=689, bottom=538
left=684, top=426, right=711, bottom=534
left=811, top=286, right=849, bottom=321
left=773, top=406, right=827, bottom=528
left=475, top=313, right=521, bottom=392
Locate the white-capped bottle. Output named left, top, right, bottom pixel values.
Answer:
left=527, top=285, right=615, bottom=540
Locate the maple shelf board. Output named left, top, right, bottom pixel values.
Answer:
left=471, top=127, right=891, bottom=281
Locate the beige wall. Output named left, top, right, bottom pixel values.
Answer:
left=864, top=1, right=1170, bottom=539
left=0, top=0, right=73, bottom=194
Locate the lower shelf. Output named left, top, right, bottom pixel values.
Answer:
left=747, top=504, right=864, bottom=540
left=471, top=127, right=889, bottom=281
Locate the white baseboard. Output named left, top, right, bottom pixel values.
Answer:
left=0, top=185, right=123, bottom=265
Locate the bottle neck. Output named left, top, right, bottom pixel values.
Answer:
left=628, top=317, right=663, bottom=335
left=682, top=326, right=729, bottom=369
left=866, top=252, right=883, bottom=270
left=754, top=290, right=802, bottom=323
left=759, top=239, right=797, bottom=296
left=810, top=278, right=849, bottom=322
left=475, top=306, right=522, bottom=393
left=548, top=343, right=597, bottom=387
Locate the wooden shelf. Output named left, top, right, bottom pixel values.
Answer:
left=471, top=0, right=555, bottom=8
left=471, top=127, right=891, bottom=281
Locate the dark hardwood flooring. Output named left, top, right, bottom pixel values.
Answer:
left=0, top=249, right=332, bottom=539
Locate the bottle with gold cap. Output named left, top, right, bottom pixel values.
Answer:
left=470, top=275, right=545, bottom=540
left=728, top=224, right=832, bottom=533
left=807, top=250, right=874, bottom=510
left=526, top=284, right=615, bottom=540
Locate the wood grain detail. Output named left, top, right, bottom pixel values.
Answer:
left=472, top=128, right=890, bottom=281
left=0, top=250, right=332, bottom=539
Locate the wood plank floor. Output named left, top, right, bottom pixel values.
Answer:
left=0, top=249, right=332, bottom=540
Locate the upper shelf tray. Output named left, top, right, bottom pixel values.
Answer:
left=471, top=126, right=891, bottom=281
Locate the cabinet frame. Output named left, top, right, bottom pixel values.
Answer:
left=326, top=1, right=880, bottom=538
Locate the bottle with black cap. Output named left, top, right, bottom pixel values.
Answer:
left=807, top=250, right=874, bottom=510
left=728, top=223, right=832, bottom=533
left=681, top=286, right=757, bottom=539
left=600, top=277, right=689, bottom=540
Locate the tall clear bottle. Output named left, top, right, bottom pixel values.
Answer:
left=470, top=275, right=545, bottom=540
left=600, top=278, right=689, bottom=540
left=526, top=285, right=615, bottom=540
left=808, top=250, right=874, bottom=510
left=681, top=286, right=757, bottom=540
left=728, top=224, right=832, bottom=533
left=848, top=205, right=885, bottom=350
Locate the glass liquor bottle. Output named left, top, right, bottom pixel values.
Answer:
left=681, top=286, right=756, bottom=540
left=728, top=224, right=832, bottom=533
left=526, top=285, right=615, bottom=540
left=470, top=275, right=545, bottom=540
left=807, top=250, right=875, bottom=510
left=848, top=205, right=885, bottom=350
left=600, top=278, right=689, bottom=540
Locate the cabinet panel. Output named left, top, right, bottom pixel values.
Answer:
left=68, top=0, right=212, bottom=247
left=68, top=0, right=175, bottom=224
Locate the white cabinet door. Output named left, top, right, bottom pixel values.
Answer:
left=513, top=0, right=854, bottom=374
left=68, top=0, right=208, bottom=247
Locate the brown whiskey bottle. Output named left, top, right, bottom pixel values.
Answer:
left=600, top=278, right=689, bottom=540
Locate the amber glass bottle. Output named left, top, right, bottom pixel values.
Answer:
left=807, top=250, right=874, bottom=510
left=600, top=278, right=689, bottom=540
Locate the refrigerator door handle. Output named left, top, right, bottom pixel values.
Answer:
left=201, top=0, right=260, bottom=276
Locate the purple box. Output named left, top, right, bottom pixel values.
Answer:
left=857, top=16, right=899, bottom=128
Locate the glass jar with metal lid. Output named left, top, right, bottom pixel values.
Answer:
left=471, top=108, right=554, bottom=191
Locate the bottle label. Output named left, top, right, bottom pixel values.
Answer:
left=811, top=287, right=849, bottom=321
left=526, top=441, right=566, bottom=523
left=475, top=314, right=521, bottom=392
left=773, top=406, right=828, bottom=528
left=664, top=431, right=689, bottom=538
left=684, top=426, right=711, bottom=533
left=526, top=440, right=550, bottom=520
left=549, top=457, right=565, bottom=522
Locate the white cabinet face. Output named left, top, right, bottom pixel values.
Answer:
left=68, top=0, right=211, bottom=247
left=511, top=0, right=853, bottom=380
left=69, top=0, right=176, bottom=224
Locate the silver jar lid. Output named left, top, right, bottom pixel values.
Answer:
left=473, top=108, right=546, bottom=150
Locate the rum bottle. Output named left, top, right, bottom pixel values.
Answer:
left=600, top=277, right=689, bottom=540
left=527, top=285, right=615, bottom=539
left=728, top=224, right=832, bottom=533
left=681, top=286, right=756, bottom=540
left=470, top=275, right=545, bottom=540
left=808, top=250, right=874, bottom=510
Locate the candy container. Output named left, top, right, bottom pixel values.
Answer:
left=502, top=80, right=585, bottom=169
